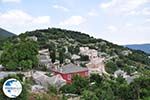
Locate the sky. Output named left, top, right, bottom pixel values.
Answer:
left=0, top=0, right=150, bottom=45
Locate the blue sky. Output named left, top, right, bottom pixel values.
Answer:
left=0, top=0, right=150, bottom=45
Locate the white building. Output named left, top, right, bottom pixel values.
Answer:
left=114, top=69, right=127, bottom=78
left=114, top=69, right=139, bottom=84
left=121, top=50, right=132, bottom=56
left=86, top=57, right=108, bottom=75
left=38, top=49, right=51, bottom=67
left=80, top=47, right=89, bottom=54
left=27, top=36, right=38, bottom=41
left=79, top=47, right=98, bottom=60
left=71, top=54, right=80, bottom=60
left=80, top=47, right=108, bottom=75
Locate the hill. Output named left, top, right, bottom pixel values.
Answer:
left=0, top=28, right=16, bottom=40
left=16, top=28, right=150, bottom=73
left=1, top=28, right=150, bottom=74
left=125, top=44, right=150, bottom=54
left=0, top=27, right=150, bottom=100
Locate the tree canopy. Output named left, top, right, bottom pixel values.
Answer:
left=0, top=39, right=39, bottom=71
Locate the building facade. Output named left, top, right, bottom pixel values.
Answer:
left=51, top=63, right=88, bottom=83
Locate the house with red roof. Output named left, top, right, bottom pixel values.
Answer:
left=51, top=63, right=88, bottom=83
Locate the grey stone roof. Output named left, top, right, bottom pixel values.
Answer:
left=39, top=55, right=48, bottom=60
left=54, top=63, right=88, bottom=74
left=0, top=72, right=16, bottom=79
left=32, top=71, right=66, bottom=88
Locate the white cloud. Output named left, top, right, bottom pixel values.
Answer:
left=100, top=24, right=150, bottom=45
left=0, top=10, right=51, bottom=34
left=100, top=0, right=149, bottom=10
left=1, top=0, right=20, bottom=3
left=121, top=0, right=149, bottom=12
left=142, top=8, right=150, bottom=15
left=126, top=7, right=150, bottom=16
left=32, top=16, right=50, bottom=24
left=126, top=23, right=133, bottom=27
left=59, top=16, right=86, bottom=26
left=100, top=0, right=150, bottom=16
left=145, top=19, right=150, bottom=22
left=107, top=25, right=118, bottom=32
left=100, top=0, right=116, bottom=9
left=53, top=5, right=69, bottom=12
left=88, top=9, right=99, bottom=16
left=126, top=10, right=140, bottom=16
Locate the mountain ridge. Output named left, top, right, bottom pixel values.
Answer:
left=125, top=43, right=150, bottom=54
left=0, top=28, right=16, bottom=40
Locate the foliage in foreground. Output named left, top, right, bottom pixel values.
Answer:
left=61, top=74, right=150, bottom=100
left=0, top=39, right=39, bottom=71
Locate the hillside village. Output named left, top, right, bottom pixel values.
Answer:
left=0, top=45, right=109, bottom=86
left=0, top=44, right=140, bottom=96
left=0, top=28, right=150, bottom=100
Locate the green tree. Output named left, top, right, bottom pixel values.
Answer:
left=60, top=75, right=89, bottom=95
left=72, top=75, right=89, bottom=94
left=50, top=49, right=56, bottom=63
left=0, top=39, right=38, bottom=71
left=105, top=61, right=118, bottom=74
left=80, top=55, right=89, bottom=61
left=58, top=47, right=65, bottom=64
left=129, top=76, right=150, bottom=100
left=48, top=43, right=56, bottom=63
left=90, top=74, right=103, bottom=85
left=81, top=90, right=98, bottom=100
left=47, top=85, right=57, bottom=96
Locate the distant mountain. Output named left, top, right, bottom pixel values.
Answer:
left=125, top=44, right=150, bottom=54
left=0, top=28, right=16, bottom=40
